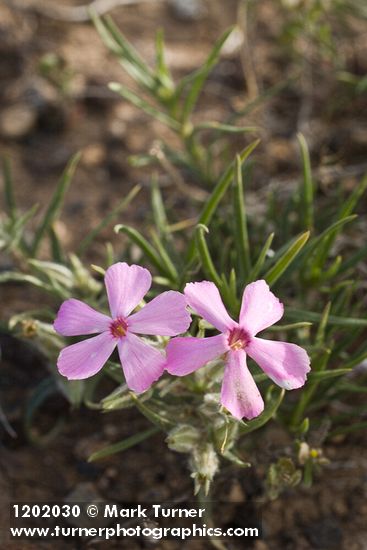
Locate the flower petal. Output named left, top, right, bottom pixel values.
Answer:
left=247, top=337, right=311, bottom=389
left=128, top=291, right=191, bottom=336
left=221, top=350, right=264, bottom=420
left=105, top=262, right=152, bottom=318
left=166, top=334, right=229, bottom=376
left=184, top=281, right=236, bottom=333
left=57, top=332, right=116, bottom=380
left=239, top=280, right=284, bottom=335
left=117, top=332, right=165, bottom=393
left=54, top=299, right=111, bottom=336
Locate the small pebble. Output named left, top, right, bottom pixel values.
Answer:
left=168, top=0, right=206, bottom=22
left=82, top=143, right=106, bottom=167
left=0, top=104, right=36, bottom=139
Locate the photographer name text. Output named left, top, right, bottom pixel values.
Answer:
left=104, top=504, right=205, bottom=519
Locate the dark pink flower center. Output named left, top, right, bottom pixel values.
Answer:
left=228, top=327, right=250, bottom=350
left=110, top=317, right=128, bottom=339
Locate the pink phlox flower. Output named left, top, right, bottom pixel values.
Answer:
left=166, top=280, right=310, bottom=420
left=54, top=262, right=191, bottom=392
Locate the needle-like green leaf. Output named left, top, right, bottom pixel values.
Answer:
left=248, top=233, right=274, bottom=282
left=181, top=27, right=234, bottom=124
left=186, top=140, right=260, bottom=264
left=109, top=83, right=180, bottom=131
left=195, top=224, right=223, bottom=289
left=115, top=224, right=173, bottom=280
left=89, top=427, right=159, bottom=462
left=239, top=387, right=285, bottom=435
left=31, top=153, right=80, bottom=257
left=2, top=156, right=16, bottom=221
left=233, top=154, right=251, bottom=279
left=297, top=133, right=314, bottom=230
left=286, top=308, right=367, bottom=327
left=78, top=185, right=141, bottom=254
left=264, top=231, right=310, bottom=286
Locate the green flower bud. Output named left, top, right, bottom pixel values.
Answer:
left=166, top=424, right=201, bottom=454
left=190, top=443, right=219, bottom=495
